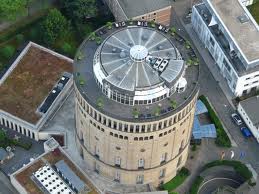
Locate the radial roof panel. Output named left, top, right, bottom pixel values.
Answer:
left=99, top=27, right=181, bottom=92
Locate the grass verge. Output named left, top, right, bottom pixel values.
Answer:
left=161, top=167, right=190, bottom=192
left=190, top=176, right=204, bottom=194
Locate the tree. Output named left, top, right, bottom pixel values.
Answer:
left=62, top=0, right=97, bottom=21
left=40, top=9, right=71, bottom=46
left=0, top=0, right=33, bottom=21
left=0, top=45, right=15, bottom=59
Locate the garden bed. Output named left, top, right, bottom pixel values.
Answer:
left=199, top=95, right=231, bottom=147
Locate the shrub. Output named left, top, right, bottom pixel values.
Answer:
left=190, top=176, right=204, bottom=194
left=61, top=42, right=73, bottom=56
left=12, top=139, right=32, bottom=150
left=191, top=144, right=197, bottom=151
left=97, top=97, right=104, bottom=108
left=170, top=99, right=177, bottom=109
left=199, top=95, right=231, bottom=147
left=162, top=167, right=190, bottom=191
left=132, top=108, right=140, bottom=118
left=0, top=45, right=15, bottom=59
left=16, top=34, right=24, bottom=44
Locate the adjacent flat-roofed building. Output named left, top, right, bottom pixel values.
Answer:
left=192, top=0, right=259, bottom=97
left=0, top=42, right=73, bottom=141
left=238, top=96, right=259, bottom=142
left=10, top=139, right=98, bottom=194
left=73, top=21, right=199, bottom=186
left=104, top=0, right=172, bottom=26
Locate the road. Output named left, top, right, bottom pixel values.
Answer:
left=199, top=178, right=241, bottom=194
left=172, top=0, right=259, bottom=193
left=0, top=172, right=18, bottom=194
left=171, top=0, right=259, bottom=175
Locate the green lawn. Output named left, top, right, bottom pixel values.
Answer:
left=248, top=1, right=259, bottom=24
left=161, top=167, right=190, bottom=192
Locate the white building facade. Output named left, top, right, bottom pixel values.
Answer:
left=237, top=96, right=259, bottom=142
left=191, top=0, right=259, bottom=97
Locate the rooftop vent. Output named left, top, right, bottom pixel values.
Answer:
left=112, top=48, right=117, bottom=53
left=157, top=45, right=163, bottom=50
left=238, top=14, right=249, bottom=24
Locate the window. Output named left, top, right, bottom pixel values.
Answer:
left=138, top=158, right=145, bottom=169
left=136, top=175, right=144, bottom=184
left=161, top=153, right=167, bottom=164
left=159, top=169, right=166, bottom=178
left=209, top=37, right=215, bottom=46
left=115, top=156, right=121, bottom=167
left=115, top=171, right=120, bottom=182
left=95, top=146, right=100, bottom=158
left=95, top=163, right=100, bottom=173
left=177, top=156, right=182, bottom=167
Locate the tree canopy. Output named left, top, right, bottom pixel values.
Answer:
left=62, top=0, right=97, bottom=21
left=0, top=0, right=30, bottom=21
left=40, top=8, right=71, bottom=46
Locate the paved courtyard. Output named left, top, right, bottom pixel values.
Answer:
left=0, top=126, right=44, bottom=175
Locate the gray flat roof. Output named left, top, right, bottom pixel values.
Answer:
left=100, top=27, right=183, bottom=92
left=55, top=160, right=86, bottom=192
left=240, top=96, right=259, bottom=127
left=118, top=0, right=172, bottom=18
left=208, top=0, right=259, bottom=63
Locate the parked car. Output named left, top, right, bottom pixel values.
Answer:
left=231, top=113, right=242, bottom=125
left=240, top=127, right=252, bottom=138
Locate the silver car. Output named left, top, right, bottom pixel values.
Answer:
left=231, top=113, right=242, bottom=125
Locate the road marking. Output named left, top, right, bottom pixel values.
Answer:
left=198, top=177, right=242, bottom=193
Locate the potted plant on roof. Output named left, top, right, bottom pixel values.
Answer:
left=149, top=20, right=156, bottom=28
left=76, top=51, right=84, bottom=60
left=106, top=21, right=113, bottom=30
left=153, top=106, right=161, bottom=116
left=95, top=36, right=102, bottom=45
left=128, top=19, right=134, bottom=25
left=97, top=97, right=104, bottom=109
left=79, top=76, right=85, bottom=86
left=185, top=40, right=191, bottom=49
left=89, top=32, right=96, bottom=41
left=193, top=57, right=199, bottom=66
left=170, top=27, right=177, bottom=36
left=170, top=99, right=177, bottom=109
left=132, top=108, right=140, bottom=118
left=187, top=59, right=193, bottom=66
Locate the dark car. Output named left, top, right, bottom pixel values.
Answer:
left=240, top=127, right=252, bottom=138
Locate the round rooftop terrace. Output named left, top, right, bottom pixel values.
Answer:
left=73, top=21, right=199, bottom=121
left=96, top=27, right=184, bottom=94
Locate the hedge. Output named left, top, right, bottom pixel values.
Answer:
left=162, top=167, right=190, bottom=191
left=199, top=95, right=231, bottom=147
left=190, top=176, right=204, bottom=194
